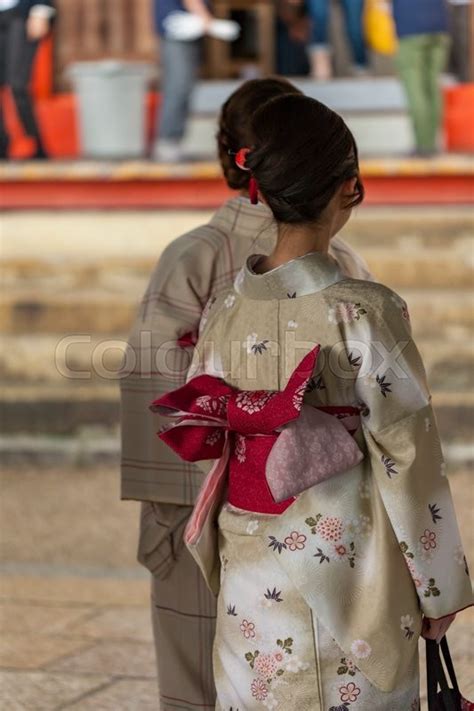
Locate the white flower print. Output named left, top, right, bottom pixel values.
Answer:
left=328, top=302, right=367, bottom=325
left=235, top=434, right=247, bottom=463
left=224, top=293, right=236, bottom=309
left=246, top=519, right=259, bottom=535
left=195, top=394, right=229, bottom=416
left=292, top=381, right=308, bottom=411
left=287, top=320, right=298, bottom=329
left=400, top=615, right=415, bottom=640
left=285, top=654, right=309, bottom=673
left=454, top=544, right=466, bottom=566
left=245, top=332, right=258, bottom=354
left=263, top=692, right=278, bottom=710
left=205, top=430, right=223, bottom=446
left=235, top=390, right=275, bottom=414
left=350, top=639, right=372, bottom=659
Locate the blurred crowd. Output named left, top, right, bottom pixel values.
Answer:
left=0, top=0, right=472, bottom=161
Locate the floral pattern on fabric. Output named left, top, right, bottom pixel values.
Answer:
left=328, top=302, right=367, bottom=324
left=304, top=514, right=357, bottom=568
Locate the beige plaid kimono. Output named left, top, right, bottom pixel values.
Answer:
left=120, top=197, right=372, bottom=710
left=185, top=251, right=473, bottom=710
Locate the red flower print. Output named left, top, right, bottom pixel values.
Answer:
left=335, top=544, right=347, bottom=557
left=240, top=619, right=256, bottom=639
left=284, top=531, right=307, bottom=551
left=274, top=651, right=284, bottom=663
left=255, top=653, right=278, bottom=679
left=339, top=682, right=361, bottom=703
left=316, top=516, right=344, bottom=542
left=420, top=529, right=437, bottom=551
left=251, top=678, right=268, bottom=701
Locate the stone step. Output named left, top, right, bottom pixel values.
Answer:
left=2, top=209, right=472, bottom=262
left=0, top=335, right=472, bottom=387
left=1, top=288, right=472, bottom=336
left=1, top=425, right=472, bottom=469
left=1, top=380, right=472, bottom=436
left=2, top=244, right=472, bottom=291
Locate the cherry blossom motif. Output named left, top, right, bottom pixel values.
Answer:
left=328, top=302, right=367, bottom=325
left=284, top=531, right=307, bottom=551
left=246, top=520, right=259, bottom=535
left=406, top=558, right=428, bottom=591
left=273, top=651, right=284, bottom=664
left=235, top=390, right=275, bottom=414
left=195, top=394, right=229, bottom=416
left=286, top=654, right=310, bottom=673
left=205, top=430, right=222, bottom=446
left=288, top=320, right=298, bottom=329
left=245, top=333, right=258, bottom=354
left=350, top=639, right=372, bottom=659
left=251, top=678, right=268, bottom=701
left=262, top=692, right=278, bottom=710
left=400, top=614, right=415, bottom=640
left=240, top=619, right=256, bottom=639
left=316, top=516, right=345, bottom=542
left=420, top=529, right=437, bottom=551
left=339, top=682, right=361, bottom=703
left=292, top=381, right=308, bottom=411
left=255, top=653, right=278, bottom=679
left=454, top=544, right=466, bottom=566
left=235, top=434, right=247, bottom=463
left=224, top=293, right=236, bottom=308
left=335, top=544, right=347, bottom=558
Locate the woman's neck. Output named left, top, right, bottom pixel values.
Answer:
left=258, top=221, right=332, bottom=272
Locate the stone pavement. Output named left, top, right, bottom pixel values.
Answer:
left=0, top=466, right=473, bottom=710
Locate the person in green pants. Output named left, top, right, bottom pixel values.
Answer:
left=393, top=0, right=451, bottom=155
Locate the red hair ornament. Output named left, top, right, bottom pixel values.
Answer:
left=235, top=147, right=259, bottom=205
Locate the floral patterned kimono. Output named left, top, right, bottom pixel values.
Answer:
left=153, top=251, right=473, bottom=711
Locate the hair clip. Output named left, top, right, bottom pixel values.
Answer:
left=231, top=147, right=259, bottom=205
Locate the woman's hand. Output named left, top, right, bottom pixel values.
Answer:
left=422, top=614, right=456, bottom=643
left=27, top=15, right=50, bottom=42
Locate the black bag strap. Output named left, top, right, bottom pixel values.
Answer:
left=426, top=638, right=459, bottom=711
left=440, top=637, right=460, bottom=693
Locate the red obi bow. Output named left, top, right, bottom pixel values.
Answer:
left=151, top=347, right=363, bottom=543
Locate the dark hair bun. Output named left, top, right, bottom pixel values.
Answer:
left=217, top=78, right=302, bottom=191
left=247, top=94, right=364, bottom=224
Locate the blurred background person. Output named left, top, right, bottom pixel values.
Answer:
left=448, top=0, right=473, bottom=82
left=0, top=0, right=54, bottom=159
left=393, top=0, right=451, bottom=156
left=306, top=0, right=367, bottom=80
left=152, top=0, right=239, bottom=162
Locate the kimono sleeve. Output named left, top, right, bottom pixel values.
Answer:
left=349, top=288, right=473, bottom=620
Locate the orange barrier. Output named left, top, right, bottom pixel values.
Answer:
left=444, top=84, right=474, bottom=152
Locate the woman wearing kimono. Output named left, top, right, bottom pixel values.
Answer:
left=153, top=95, right=472, bottom=709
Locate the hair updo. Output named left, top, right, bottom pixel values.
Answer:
left=246, top=94, right=364, bottom=224
left=217, top=78, right=302, bottom=191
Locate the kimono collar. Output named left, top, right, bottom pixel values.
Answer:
left=236, top=250, right=345, bottom=300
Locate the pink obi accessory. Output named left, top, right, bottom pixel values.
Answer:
left=151, top=347, right=364, bottom=545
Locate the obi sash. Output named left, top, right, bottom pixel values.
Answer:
left=151, top=347, right=363, bottom=593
